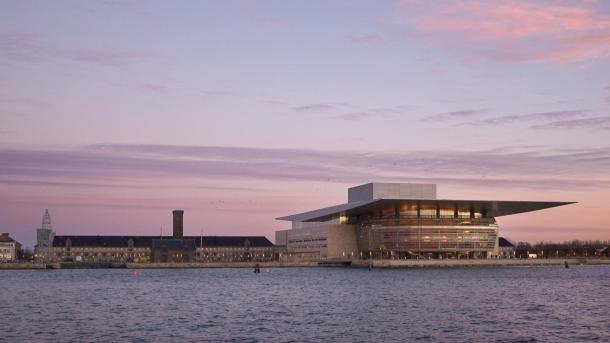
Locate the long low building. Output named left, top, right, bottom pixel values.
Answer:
left=37, top=210, right=275, bottom=263
left=52, top=235, right=275, bottom=263
left=275, top=182, right=574, bottom=261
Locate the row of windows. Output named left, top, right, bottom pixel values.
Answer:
left=289, top=244, right=327, bottom=250
left=55, top=246, right=272, bottom=251
left=57, top=252, right=147, bottom=258
left=57, top=247, right=149, bottom=251
left=288, top=238, right=326, bottom=244
left=360, top=207, right=485, bottom=220
left=53, top=248, right=275, bottom=260
left=197, top=252, right=271, bottom=257
left=195, top=247, right=273, bottom=251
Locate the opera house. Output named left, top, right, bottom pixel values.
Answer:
left=275, top=183, right=573, bottom=260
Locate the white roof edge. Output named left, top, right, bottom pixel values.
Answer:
left=275, top=199, right=380, bottom=222
left=276, top=198, right=575, bottom=222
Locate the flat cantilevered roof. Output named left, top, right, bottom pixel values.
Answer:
left=276, top=199, right=575, bottom=222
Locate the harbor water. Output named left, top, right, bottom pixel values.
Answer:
left=1, top=265, right=609, bottom=342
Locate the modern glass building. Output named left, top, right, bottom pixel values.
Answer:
left=275, top=183, right=574, bottom=260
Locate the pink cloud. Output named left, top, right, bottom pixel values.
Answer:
left=397, top=0, right=610, bottom=63
left=533, top=31, right=610, bottom=63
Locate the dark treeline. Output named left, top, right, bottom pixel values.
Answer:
left=514, top=240, right=609, bottom=258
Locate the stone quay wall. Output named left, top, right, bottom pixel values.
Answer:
left=2, top=258, right=609, bottom=270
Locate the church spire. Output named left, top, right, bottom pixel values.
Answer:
left=42, top=209, right=52, bottom=230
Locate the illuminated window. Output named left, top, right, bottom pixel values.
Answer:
left=419, top=205, right=436, bottom=218
left=458, top=209, right=470, bottom=218
left=439, top=209, right=454, bottom=218
left=399, top=204, right=417, bottom=218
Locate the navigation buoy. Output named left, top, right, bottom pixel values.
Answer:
left=564, top=261, right=569, bottom=268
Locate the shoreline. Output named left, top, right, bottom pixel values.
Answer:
left=2, top=258, right=610, bottom=270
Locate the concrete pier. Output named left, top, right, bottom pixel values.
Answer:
left=351, top=258, right=610, bottom=268
left=0, top=263, right=50, bottom=270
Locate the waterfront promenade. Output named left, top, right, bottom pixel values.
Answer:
left=2, top=258, right=610, bottom=270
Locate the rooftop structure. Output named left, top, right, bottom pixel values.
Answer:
left=0, top=233, right=18, bottom=243
left=498, top=237, right=515, bottom=248
left=278, top=182, right=573, bottom=223
left=348, top=182, right=437, bottom=203
left=172, top=210, right=184, bottom=238
left=498, top=237, right=516, bottom=258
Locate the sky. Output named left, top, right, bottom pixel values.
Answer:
left=1, top=0, right=610, bottom=247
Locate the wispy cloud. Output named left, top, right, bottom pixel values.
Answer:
left=531, top=116, right=610, bottom=130
left=1, top=144, right=609, bottom=191
left=334, top=105, right=411, bottom=121
left=423, top=109, right=487, bottom=122
left=202, top=90, right=245, bottom=97
left=136, top=83, right=169, bottom=93
left=346, top=33, right=387, bottom=45
left=0, top=178, right=256, bottom=191
left=0, top=30, right=157, bottom=68
left=292, top=103, right=350, bottom=112
left=202, top=90, right=286, bottom=107
left=346, top=31, right=411, bottom=46
left=458, top=110, right=590, bottom=126
left=396, top=0, right=610, bottom=64
left=291, top=102, right=410, bottom=121
left=334, top=111, right=391, bottom=121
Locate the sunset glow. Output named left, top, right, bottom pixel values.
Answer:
left=2, top=0, right=609, bottom=246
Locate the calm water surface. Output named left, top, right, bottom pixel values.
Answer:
left=1, top=265, right=609, bottom=342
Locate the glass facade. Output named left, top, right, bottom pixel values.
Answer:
left=349, top=205, right=498, bottom=258
left=356, top=221, right=498, bottom=258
